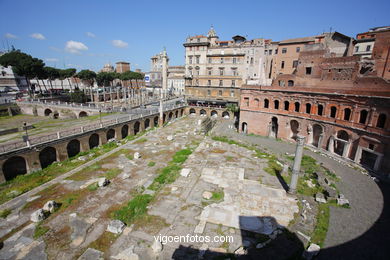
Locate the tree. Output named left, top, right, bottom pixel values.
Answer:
left=44, top=66, right=60, bottom=95
left=0, top=50, right=45, bottom=97
left=61, top=68, right=76, bottom=92
left=76, top=69, right=96, bottom=102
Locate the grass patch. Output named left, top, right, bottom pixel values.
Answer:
left=101, top=168, right=122, bottom=179
left=67, top=164, right=102, bottom=181
left=225, top=156, right=235, bottom=162
left=134, top=138, right=147, bottom=144
left=88, top=231, right=119, bottom=253
left=0, top=208, right=11, bottom=218
left=264, top=158, right=283, bottom=176
left=34, top=222, right=50, bottom=239
left=87, top=183, right=98, bottom=191
left=211, top=190, right=224, bottom=201
left=113, top=194, right=153, bottom=225
left=133, top=214, right=169, bottom=235
left=148, top=161, right=156, bottom=167
left=311, top=203, right=329, bottom=247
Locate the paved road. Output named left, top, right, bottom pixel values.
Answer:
left=213, top=119, right=390, bottom=259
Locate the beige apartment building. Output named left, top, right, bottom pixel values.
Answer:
left=184, top=26, right=268, bottom=108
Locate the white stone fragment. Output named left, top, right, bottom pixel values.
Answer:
left=134, top=152, right=141, bottom=159
left=180, top=168, right=191, bottom=177
left=30, top=209, right=46, bottom=222
left=202, top=191, right=213, bottom=200
left=43, top=200, right=58, bottom=213
left=151, top=239, right=163, bottom=254
left=98, top=177, right=110, bottom=187
left=302, top=243, right=320, bottom=260
left=167, top=135, right=174, bottom=141
left=107, top=220, right=126, bottom=234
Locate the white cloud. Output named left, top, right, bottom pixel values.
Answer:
left=5, top=33, right=17, bottom=39
left=30, top=33, right=45, bottom=40
left=86, top=32, right=96, bottom=38
left=65, top=40, right=88, bottom=54
left=45, top=58, right=59, bottom=62
left=112, top=39, right=128, bottom=48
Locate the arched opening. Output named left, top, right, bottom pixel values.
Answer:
left=154, top=116, right=159, bottom=126
left=211, top=110, right=218, bottom=117
left=330, top=106, right=337, bottom=118
left=189, top=108, right=196, bottom=115
left=312, top=124, right=323, bottom=148
left=294, top=102, right=300, bottom=112
left=180, top=109, right=184, bottom=116
left=168, top=112, right=173, bottom=121
left=79, top=111, right=88, bottom=118
left=163, top=114, right=166, bottom=123
left=270, top=117, right=278, bottom=138
left=344, top=108, right=351, bottom=121
left=200, top=109, right=206, bottom=116
left=241, top=122, right=248, bottom=134
left=284, top=101, right=289, bottom=111
left=305, top=103, right=311, bottom=114
left=39, top=147, right=57, bottom=169
left=121, top=125, right=129, bottom=138
left=134, top=121, right=140, bottom=135
left=288, top=80, right=294, bottom=86
left=106, top=129, right=115, bottom=140
left=334, top=130, right=349, bottom=156
left=89, top=133, right=99, bottom=149
left=376, top=113, right=386, bottom=128
left=53, top=111, right=59, bottom=119
left=222, top=111, right=230, bottom=119
left=359, top=110, right=368, bottom=124
left=274, top=100, right=279, bottom=110
left=254, top=98, right=259, bottom=107
left=3, top=156, right=27, bottom=181
left=44, top=108, right=52, bottom=116
left=67, top=139, right=80, bottom=158
left=175, top=110, right=178, bottom=118
left=290, top=120, right=299, bottom=140
left=144, top=119, right=150, bottom=129
left=317, top=104, right=324, bottom=116
left=264, top=99, right=269, bottom=108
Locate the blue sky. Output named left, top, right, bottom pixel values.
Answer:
left=1, top=0, right=389, bottom=72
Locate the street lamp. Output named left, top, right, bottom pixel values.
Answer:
left=22, top=122, right=30, bottom=147
left=99, top=109, right=102, bottom=127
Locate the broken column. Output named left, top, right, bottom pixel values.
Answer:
left=289, top=135, right=305, bottom=194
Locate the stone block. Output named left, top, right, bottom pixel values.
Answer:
left=315, top=193, right=326, bottom=203
left=180, top=168, right=191, bottom=177
left=43, top=200, right=58, bottom=213
left=167, top=135, right=174, bottom=141
left=134, top=152, right=141, bottom=159
left=30, top=209, right=46, bottom=222
left=202, top=191, right=213, bottom=200
left=107, top=220, right=125, bottom=234
left=302, top=243, right=320, bottom=260
left=98, top=178, right=110, bottom=187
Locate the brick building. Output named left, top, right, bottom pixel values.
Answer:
left=239, top=31, right=390, bottom=174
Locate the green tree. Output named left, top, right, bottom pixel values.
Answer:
left=77, top=69, right=96, bottom=102
left=0, top=50, right=45, bottom=97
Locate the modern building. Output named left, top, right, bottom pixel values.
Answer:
left=353, top=26, right=390, bottom=59
left=167, top=66, right=185, bottom=95
left=183, top=26, right=268, bottom=111
left=0, top=65, right=28, bottom=92
left=239, top=30, right=390, bottom=174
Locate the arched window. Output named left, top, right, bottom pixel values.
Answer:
left=288, top=80, right=294, bottom=86
left=294, top=102, right=300, bottom=112
left=317, top=104, right=324, bottom=116
left=344, top=108, right=351, bottom=121
left=254, top=98, right=259, bottom=107
left=284, top=101, right=289, bottom=111
left=274, top=100, right=279, bottom=109
left=244, top=97, right=249, bottom=106
left=305, top=103, right=311, bottom=114
left=376, top=113, right=387, bottom=128
left=330, top=106, right=337, bottom=118
left=264, top=99, right=269, bottom=108
left=359, top=110, right=368, bottom=124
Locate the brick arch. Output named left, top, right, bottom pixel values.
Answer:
left=144, top=118, right=150, bottom=129
left=106, top=128, right=116, bottom=140
left=305, top=103, right=312, bottom=114
left=89, top=133, right=99, bottom=149
left=79, top=111, right=88, bottom=118
left=134, top=121, right=141, bottom=135
left=39, top=146, right=57, bottom=169
left=222, top=111, right=230, bottom=119
left=273, top=99, right=280, bottom=110
left=44, top=108, right=52, bottom=116
left=2, top=156, right=27, bottom=181
left=153, top=116, right=159, bottom=126
left=121, top=124, right=129, bottom=138
left=67, top=139, right=80, bottom=158
left=189, top=108, right=196, bottom=115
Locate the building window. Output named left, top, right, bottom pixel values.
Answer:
left=250, top=57, right=253, bottom=64
left=288, top=80, right=294, bottom=86
left=197, top=38, right=200, bottom=43
left=306, top=67, right=312, bottom=75
left=376, top=113, right=387, bottom=128
left=208, top=57, right=212, bottom=63
left=230, top=90, right=235, bottom=97
left=296, top=47, right=300, bottom=53
left=269, top=50, right=272, bottom=55
left=231, top=80, right=235, bottom=87
left=355, top=46, right=359, bottom=52
left=294, top=102, right=300, bottom=112
left=196, top=56, right=200, bottom=64
left=264, top=99, right=269, bottom=108
left=281, top=61, right=285, bottom=69
left=306, top=103, right=311, bottom=114
left=207, top=80, right=211, bottom=86
left=220, top=58, right=224, bottom=64
left=274, top=100, right=279, bottom=109
left=207, top=90, right=211, bottom=95
left=330, top=106, right=337, bottom=118
left=254, top=98, right=259, bottom=107
left=244, top=97, right=249, bottom=106
left=344, top=108, right=351, bottom=121
left=318, top=104, right=324, bottom=116
left=282, top=48, right=287, bottom=54
left=219, top=80, right=223, bottom=86
left=366, top=45, right=371, bottom=52
left=278, top=80, right=285, bottom=87
left=219, top=90, right=223, bottom=96
left=293, top=60, right=298, bottom=68
left=189, top=56, right=192, bottom=64
left=188, top=69, right=192, bottom=76
left=284, top=101, right=289, bottom=111
left=368, top=143, right=375, bottom=150
left=264, top=50, right=268, bottom=55
left=359, top=110, right=368, bottom=124
left=196, top=68, right=200, bottom=75
left=208, top=69, right=212, bottom=75
left=233, top=58, right=237, bottom=64
left=232, top=69, right=238, bottom=76
left=220, top=69, right=224, bottom=76
left=275, top=49, right=278, bottom=54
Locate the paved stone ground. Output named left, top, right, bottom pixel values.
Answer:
left=213, top=119, right=390, bottom=259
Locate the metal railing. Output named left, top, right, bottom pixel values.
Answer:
left=0, top=103, right=186, bottom=154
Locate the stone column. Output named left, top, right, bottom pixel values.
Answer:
left=374, top=154, right=383, bottom=171
left=328, top=135, right=335, bottom=154
left=289, top=136, right=305, bottom=194
left=342, top=139, right=352, bottom=158
left=318, top=133, right=324, bottom=149
left=354, top=146, right=362, bottom=163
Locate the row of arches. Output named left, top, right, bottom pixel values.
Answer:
left=189, top=108, right=231, bottom=118
left=44, top=108, right=89, bottom=119
left=243, top=97, right=388, bottom=129
left=2, top=109, right=185, bottom=181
